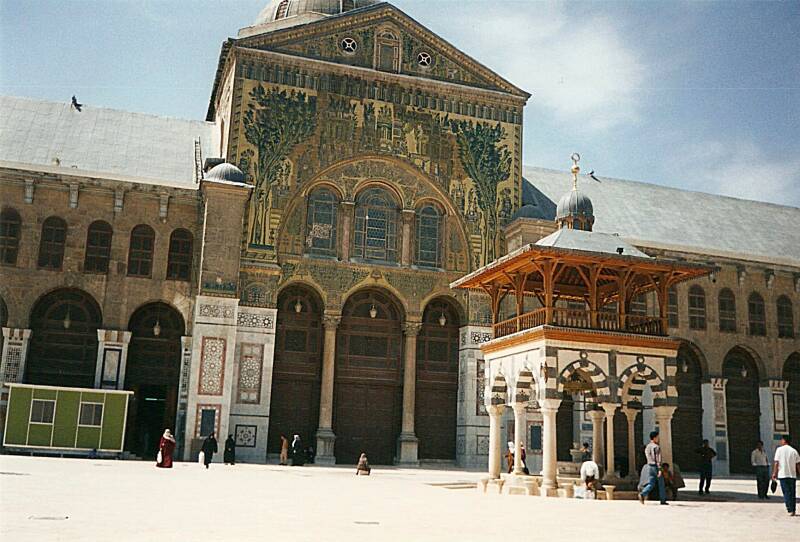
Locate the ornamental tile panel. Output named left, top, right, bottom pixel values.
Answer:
left=199, top=337, right=226, bottom=396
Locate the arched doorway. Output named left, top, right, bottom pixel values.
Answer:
left=556, top=368, right=598, bottom=462
left=27, top=289, right=102, bottom=387
left=415, top=297, right=460, bottom=461
left=125, top=302, right=184, bottom=458
left=784, top=353, right=800, bottom=441
left=268, top=285, right=323, bottom=454
left=723, top=347, right=760, bottom=474
left=673, top=343, right=704, bottom=471
left=334, top=289, right=403, bottom=464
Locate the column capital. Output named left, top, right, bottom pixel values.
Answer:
left=587, top=408, right=605, bottom=422
left=622, top=406, right=639, bottom=423
left=653, top=405, right=677, bottom=420
left=487, top=404, right=505, bottom=417
left=511, top=402, right=528, bottom=413
left=600, top=402, right=618, bottom=416
left=341, top=200, right=355, bottom=208
left=403, top=321, right=423, bottom=337
left=2, top=327, right=31, bottom=340
left=323, top=314, right=342, bottom=330
left=710, top=377, right=727, bottom=390
left=768, top=379, right=789, bottom=391
left=539, top=398, right=562, bottom=412
left=96, top=329, right=132, bottom=344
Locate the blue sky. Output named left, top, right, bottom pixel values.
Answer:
left=2, top=0, right=798, bottom=206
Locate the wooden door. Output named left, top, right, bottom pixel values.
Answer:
left=673, top=346, right=704, bottom=471
left=724, top=350, right=760, bottom=474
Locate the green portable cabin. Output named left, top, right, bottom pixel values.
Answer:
left=3, top=384, right=132, bottom=454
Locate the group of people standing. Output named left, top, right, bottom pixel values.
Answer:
left=154, top=429, right=236, bottom=469
left=505, top=441, right=529, bottom=474
left=278, top=434, right=314, bottom=466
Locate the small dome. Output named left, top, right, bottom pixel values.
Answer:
left=205, top=162, right=245, bottom=183
left=556, top=189, right=594, bottom=231
left=556, top=189, right=594, bottom=220
left=254, top=0, right=379, bottom=26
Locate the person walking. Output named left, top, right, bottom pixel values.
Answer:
left=520, top=443, right=530, bottom=475
left=772, top=434, right=800, bottom=516
left=505, top=441, right=514, bottom=474
left=695, top=439, right=717, bottom=495
left=291, top=434, right=305, bottom=466
left=279, top=434, right=289, bottom=465
left=156, top=429, right=176, bottom=468
left=201, top=432, right=218, bottom=469
left=751, top=440, right=770, bottom=499
left=639, top=431, right=667, bottom=505
left=224, top=434, right=236, bottom=465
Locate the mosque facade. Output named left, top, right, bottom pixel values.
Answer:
left=0, top=1, right=798, bottom=473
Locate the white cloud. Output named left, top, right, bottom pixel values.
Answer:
left=671, top=139, right=800, bottom=207
left=450, top=3, right=646, bottom=130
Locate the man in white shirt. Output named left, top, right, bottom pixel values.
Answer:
left=772, top=434, right=800, bottom=516
left=580, top=459, right=601, bottom=499
left=751, top=440, right=770, bottom=499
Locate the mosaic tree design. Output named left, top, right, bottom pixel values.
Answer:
left=449, top=120, right=511, bottom=262
left=242, top=85, right=318, bottom=245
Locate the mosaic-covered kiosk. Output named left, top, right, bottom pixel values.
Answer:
left=451, top=158, right=712, bottom=497
left=3, top=384, right=132, bottom=454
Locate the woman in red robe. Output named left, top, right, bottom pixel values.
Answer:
left=156, top=429, right=176, bottom=468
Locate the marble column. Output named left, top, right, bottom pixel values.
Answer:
left=512, top=402, right=527, bottom=474
left=93, top=329, right=132, bottom=389
left=488, top=405, right=504, bottom=479
left=397, top=321, right=422, bottom=465
left=0, top=328, right=31, bottom=386
left=601, top=403, right=618, bottom=476
left=588, top=408, right=605, bottom=466
left=540, top=398, right=562, bottom=494
left=623, top=407, right=638, bottom=478
left=654, top=406, right=676, bottom=465
left=315, top=314, right=340, bottom=464
left=400, top=209, right=415, bottom=267
left=340, top=201, right=354, bottom=262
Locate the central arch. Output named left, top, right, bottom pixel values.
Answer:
left=415, top=297, right=461, bottom=461
left=27, top=288, right=102, bottom=387
left=723, top=346, right=760, bottom=474
left=334, top=288, right=404, bottom=464
left=124, top=302, right=184, bottom=459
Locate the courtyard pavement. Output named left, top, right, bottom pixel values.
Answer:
left=0, top=455, right=796, bottom=541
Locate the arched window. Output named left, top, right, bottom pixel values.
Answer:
left=275, top=0, right=290, bottom=19
left=38, top=216, right=67, bottom=270
left=748, top=292, right=766, bottom=336
left=166, top=229, right=193, bottom=281
left=415, top=205, right=442, bottom=268
left=127, top=225, right=155, bottom=277
left=0, top=207, right=21, bottom=265
left=84, top=221, right=113, bottom=274
left=353, top=187, right=398, bottom=262
left=306, top=189, right=338, bottom=258
left=718, top=288, right=737, bottom=333
left=667, top=286, right=679, bottom=328
left=688, top=285, right=706, bottom=330
left=777, top=295, right=795, bottom=338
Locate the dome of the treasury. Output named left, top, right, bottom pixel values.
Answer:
left=204, top=162, right=246, bottom=184
left=254, top=0, right=380, bottom=25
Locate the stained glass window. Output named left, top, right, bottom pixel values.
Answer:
left=0, top=207, right=21, bottom=265
left=748, top=292, right=766, bottom=336
left=415, top=205, right=441, bottom=268
left=353, top=188, right=398, bottom=262
left=718, top=288, right=737, bottom=332
left=38, top=216, right=67, bottom=270
left=688, top=285, right=706, bottom=330
left=306, top=189, right=338, bottom=257
left=777, top=296, right=794, bottom=338
left=84, top=221, right=112, bottom=274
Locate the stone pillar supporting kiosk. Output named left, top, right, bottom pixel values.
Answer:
left=623, top=407, right=639, bottom=478
left=487, top=405, right=504, bottom=480
left=654, top=406, right=676, bottom=465
left=450, top=157, right=710, bottom=498
left=511, top=402, right=527, bottom=474
left=588, top=408, right=605, bottom=467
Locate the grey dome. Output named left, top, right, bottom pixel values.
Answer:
left=556, top=189, right=594, bottom=220
left=205, top=162, right=246, bottom=183
left=254, top=0, right=379, bottom=25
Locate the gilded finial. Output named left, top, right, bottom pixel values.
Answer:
left=570, top=153, right=581, bottom=190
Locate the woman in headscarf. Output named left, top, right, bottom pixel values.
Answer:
left=224, top=434, right=236, bottom=465
left=520, top=443, right=530, bottom=475
left=506, top=441, right=515, bottom=473
left=201, top=432, right=218, bottom=469
left=291, top=434, right=305, bottom=466
left=356, top=453, right=371, bottom=475
left=156, top=429, right=176, bottom=468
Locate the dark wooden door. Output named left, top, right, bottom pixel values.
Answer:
left=268, top=287, right=323, bottom=453
left=556, top=395, right=574, bottom=461
left=724, top=350, right=760, bottom=474
left=784, top=354, right=800, bottom=444
left=673, top=346, right=704, bottom=471
left=415, top=300, right=459, bottom=460
left=334, top=290, right=403, bottom=465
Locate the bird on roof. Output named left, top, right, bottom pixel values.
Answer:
left=71, top=96, right=82, bottom=112
left=587, top=170, right=601, bottom=182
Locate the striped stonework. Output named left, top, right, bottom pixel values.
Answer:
left=619, top=363, right=667, bottom=406
left=557, top=359, right=611, bottom=403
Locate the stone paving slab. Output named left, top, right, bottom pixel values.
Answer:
left=0, top=456, right=796, bottom=542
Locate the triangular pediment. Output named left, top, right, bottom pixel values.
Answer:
left=235, top=3, right=529, bottom=98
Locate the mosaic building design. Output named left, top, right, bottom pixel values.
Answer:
left=0, top=1, right=798, bottom=471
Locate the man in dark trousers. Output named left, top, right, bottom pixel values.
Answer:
left=695, top=439, right=717, bottom=495
left=201, top=432, right=218, bottom=469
